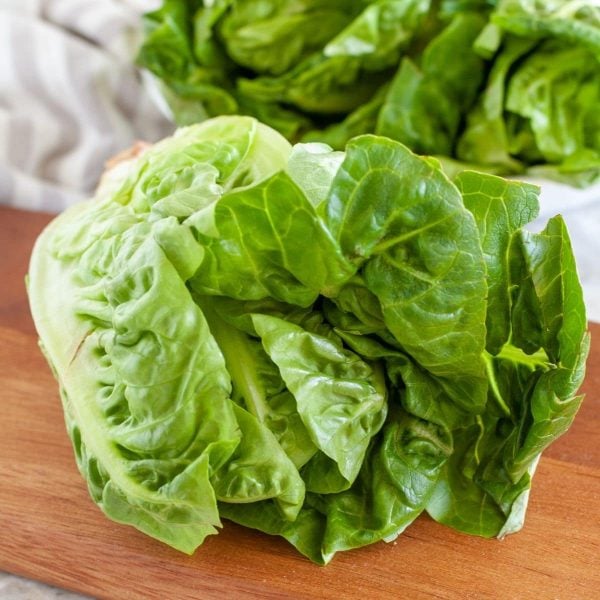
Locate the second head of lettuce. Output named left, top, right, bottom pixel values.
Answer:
left=28, top=116, right=589, bottom=564
left=137, top=0, right=600, bottom=187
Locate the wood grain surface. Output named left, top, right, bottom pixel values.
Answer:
left=1, top=206, right=599, bottom=600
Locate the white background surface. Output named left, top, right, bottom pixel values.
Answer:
left=530, top=179, right=600, bottom=323
left=0, top=573, right=87, bottom=599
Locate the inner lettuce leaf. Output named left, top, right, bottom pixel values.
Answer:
left=137, top=0, right=600, bottom=187
left=28, top=116, right=589, bottom=564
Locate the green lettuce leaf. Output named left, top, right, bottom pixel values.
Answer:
left=376, top=12, right=487, bottom=155
left=189, top=171, right=354, bottom=306
left=253, top=314, right=387, bottom=490
left=31, top=209, right=241, bottom=554
left=326, top=136, right=488, bottom=411
left=427, top=174, right=589, bottom=538
left=492, top=0, right=600, bottom=59
left=456, top=170, right=540, bottom=353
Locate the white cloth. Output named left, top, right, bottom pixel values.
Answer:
left=530, top=180, right=600, bottom=323
left=0, top=0, right=172, bottom=211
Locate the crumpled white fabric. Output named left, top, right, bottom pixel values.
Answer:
left=0, top=0, right=599, bottom=321
left=529, top=180, right=600, bottom=323
left=0, top=0, right=172, bottom=211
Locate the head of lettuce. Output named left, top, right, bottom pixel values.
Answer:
left=137, top=0, right=600, bottom=187
left=28, top=116, right=589, bottom=564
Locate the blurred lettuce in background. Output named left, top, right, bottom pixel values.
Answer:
left=137, top=0, right=600, bottom=187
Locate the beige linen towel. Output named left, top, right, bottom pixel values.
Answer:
left=0, top=0, right=172, bottom=211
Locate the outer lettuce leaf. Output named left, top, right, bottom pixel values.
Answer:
left=507, top=217, right=590, bottom=476
left=252, top=314, right=387, bottom=489
left=31, top=208, right=241, bottom=554
left=189, top=171, right=354, bottom=306
left=326, top=136, right=488, bottom=410
left=427, top=173, right=589, bottom=537
left=456, top=171, right=540, bottom=353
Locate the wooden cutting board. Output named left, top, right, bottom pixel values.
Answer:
left=1, top=207, right=599, bottom=600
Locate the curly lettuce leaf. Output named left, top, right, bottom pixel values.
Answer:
left=427, top=173, right=588, bottom=537
left=253, top=314, right=387, bottom=489
left=377, top=12, right=487, bottom=155
left=326, top=136, right=488, bottom=410
left=189, top=171, right=354, bottom=306
left=31, top=208, right=241, bottom=554
left=492, top=0, right=600, bottom=58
